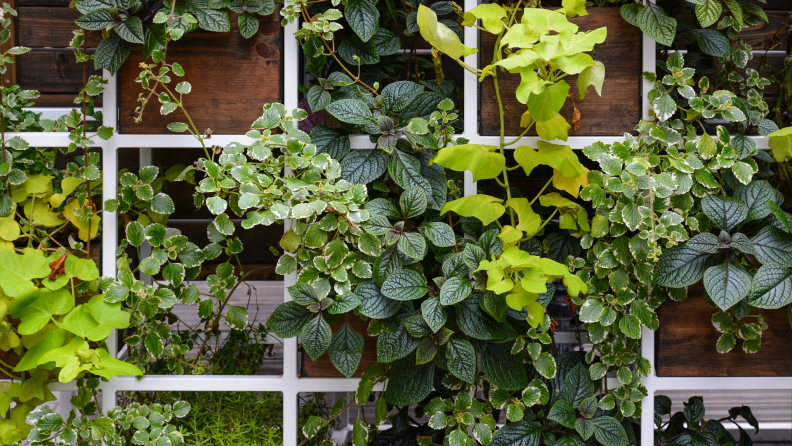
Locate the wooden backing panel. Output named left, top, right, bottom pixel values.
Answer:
left=301, top=313, right=376, bottom=377
left=674, top=10, right=791, bottom=51
left=656, top=284, right=792, bottom=377
left=480, top=8, right=642, bottom=137
left=32, top=93, right=102, bottom=107
left=118, top=14, right=283, bottom=135
left=18, top=6, right=100, bottom=48
left=17, top=48, right=100, bottom=93
left=1, top=0, right=17, bottom=89
left=18, top=0, right=66, bottom=5
left=0, top=350, right=20, bottom=379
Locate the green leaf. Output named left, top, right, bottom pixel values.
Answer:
left=85, top=294, right=130, bottom=329
left=695, top=0, right=722, bottom=27
left=417, top=5, right=477, bottom=60
left=704, top=263, right=753, bottom=311
left=94, top=35, right=131, bottom=74
left=462, top=4, right=507, bottom=34
left=381, top=81, right=424, bottom=113
left=752, top=226, right=792, bottom=266
left=238, top=12, right=259, bottom=39
left=490, top=421, right=543, bottom=446
left=8, top=288, right=73, bottom=335
left=619, top=314, right=642, bottom=339
left=301, top=314, right=332, bottom=361
left=76, top=10, right=114, bottom=30
left=345, top=0, right=379, bottom=42
left=0, top=249, right=51, bottom=297
left=447, top=339, right=476, bottom=383
left=527, top=81, right=570, bottom=122
left=653, top=246, right=714, bottom=288
left=561, top=363, right=595, bottom=406
left=151, top=193, right=175, bottom=214
left=116, top=16, right=144, bottom=44
left=384, top=353, right=434, bottom=405
left=440, top=276, right=472, bottom=306
left=652, top=94, right=676, bottom=121
left=389, top=150, right=436, bottom=207
left=592, top=416, right=629, bottom=446
left=440, top=194, right=505, bottom=226
left=419, top=222, right=455, bottom=247
left=548, top=399, right=576, bottom=428
left=749, top=265, right=792, bottom=309
left=398, top=232, right=427, bottom=260
left=187, top=0, right=231, bottom=32
left=432, top=144, right=505, bottom=182
left=377, top=323, right=419, bottom=362
left=684, top=396, right=705, bottom=423
left=536, top=113, right=572, bottom=142
left=267, top=301, right=312, bottom=338
left=701, top=195, right=749, bottom=231
left=421, top=297, right=447, bottom=332
left=734, top=180, right=775, bottom=223
left=311, top=126, right=351, bottom=161
left=92, top=348, right=143, bottom=379
left=638, top=3, right=676, bottom=47
left=534, top=352, right=557, bottom=379
left=307, top=85, right=331, bottom=113
left=14, top=326, right=66, bottom=371
left=356, top=280, right=402, bottom=318
left=55, top=305, right=111, bottom=341
left=329, top=321, right=364, bottom=377
left=400, top=187, right=428, bottom=219
left=381, top=269, right=429, bottom=301
left=482, top=343, right=530, bottom=390
left=326, top=99, right=373, bottom=125
left=690, top=29, right=729, bottom=58
left=145, top=332, right=164, bottom=357
left=225, top=305, right=248, bottom=330
left=514, top=141, right=584, bottom=178
left=341, top=149, right=388, bottom=184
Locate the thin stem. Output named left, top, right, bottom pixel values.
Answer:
left=490, top=30, right=515, bottom=227
left=503, top=122, right=534, bottom=146
left=530, top=177, right=552, bottom=206
left=537, top=209, right=558, bottom=232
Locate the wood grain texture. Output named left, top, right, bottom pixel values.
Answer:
left=1, top=0, right=17, bottom=89
left=18, top=48, right=100, bottom=92
left=301, top=313, right=376, bottom=378
left=656, top=284, right=792, bottom=377
left=118, top=13, right=283, bottom=135
left=18, top=6, right=99, bottom=48
left=480, top=8, right=642, bottom=137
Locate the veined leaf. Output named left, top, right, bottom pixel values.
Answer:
left=440, top=194, right=505, bottom=226
left=417, top=5, right=477, bottom=60
left=432, top=144, right=505, bottom=182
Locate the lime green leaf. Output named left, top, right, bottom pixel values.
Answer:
left=560, top=27, right=607, bottom=54
left=432, top=144, right=505, bottom=182
left=417, top=5, right=477, bottom=60
left=500, top=24, right=541, bottom=49
left=85, top=294, right=131, bottom=329
left=516, top=69, right=552, bottom=103
left=536, top=113, right=571, bottom=142
left=462, top=4, right=506, bottom=34
left=496, top=50, right=541, bottom=72
left=515, top=141, right=584, bottom=178
left=23, top=198, right=65, bottom=227
left=552, top=167, right=589, bottom=199
left=0, top=213, right=20, bottom=242
left=505, top=198, right=541, bottom=237
left=766, top=127, right=792, bottom=162
left=14, top=326, right=66, bottom=371
left=577, top=61, right=605, bottom=100
left=49, top=177, right=84, bottom=208
left=8, top=288, right=74, bottom=335
left=553, top=53, right=595, bottom=75
left=440, top=195, right=505, bottom=226
left=92, top=348, right=144, bottom=378
left=527, top=80, right=570, bottom=122
left=64, top=255, right=99, bottom=281
left=55, top=305, right=111, bottom=342
left=37, top=336, right=89, bottom=368
left=521, top=8, right=578, bottom=34
left=64, top=200, right=101, bottom=241
left=562, top=0, right=587, bottom=18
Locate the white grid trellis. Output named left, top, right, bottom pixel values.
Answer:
left=5, top=0, right=789, bottom=444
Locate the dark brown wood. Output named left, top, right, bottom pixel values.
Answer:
left=117, top=13, right=283, bottom=135
left=1, top=0, right=17, bottom=89
left=301, top=314, right=376, bottom=378
left=656, top=283, right=792, bottom=377
left=17, top=48, right=99, bottom=92
left=0, top=349, right=20, bottom=379
left=18, top=6, right=99, bottom=48
left=480, top=8, right=642, bottom=137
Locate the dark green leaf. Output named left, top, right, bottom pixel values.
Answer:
left=329, top=321, right=364, bottom=377
left=701, top=195, right=748, bottom=231
left=690, top=29, right=729, bottom=57
left=384, top=353, right=434, bottom=405
left=116, top=16, right=145, bottom=44
left=310, top=126, right=350, bottom=161
left=446, top=339, right=476, bottom=383
left=345, top=0, right=379, bottom=42
left=749, top=265, right=792, bottom=309
left=267, top=301, right=312, bottom=338
left=704, top=263, right=752, bottom=311
left=341, top=149, right=388, bottom=184
left=561, top=363, right=595, bottom=406
left=751, top=226, right=792, bottom=266
left=421, top=297, right=446, bottom=332
left=490, top=421, right=543, bottom=446
left=481, top=343, right=530, bottom=391
left=302, top=314, right=332, bottom=361
left=638, top=3, right=676, bottom=47
left=592, top=416, right=629, bottom=446
left=326, top=99, right=373, bottom=124
left=187, top=0, right=231, bottom=32
left=381, top=269, right=429, bottom=301
left=653, top=245, right=714, bottom=288
left=355, top=280, right=402, bottom=318
left=548, top=399, right=576, bottom=429
left=94, top=36, right=131, bottom=74
left=735, top=180, right=775, bottom=223
left=419, top=222, right=455, bottom=247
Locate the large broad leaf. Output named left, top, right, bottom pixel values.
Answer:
left=695, top=0, right=722, bottom=28
left=417, top=5, right=477, bottom=60
left=701, top=195, right=749, bottom=231
left=383, top=353, right=434, bottom=405
left=381, top=269, right=429, bottom=301
left=703, top=263, right=753, bottom=311
left=527, top=81, right=570, bottom=122
left=440, top=194, right=505, bottom=226
left=0, top=250, right=50, bottom=297
left=13, top=326, right=66, bottom=371
left=389, top=150, right=435, bottom=208
left=749, top=265, right=792, bottom=309
left=84, top=294, right=130, bottom=328
left=421, top=297, right=447, bottom=332
left=187, top=0, right=231, bottom=32
left=521, top=8, right=578, bottom=34
left=548, top=399, right=577, bottom=428
left=55, top=305, right=111, bottom=342
left=356, top=279, right=402, bottom=318
left=592, top=416, right=629, bottom=446
left=767, top=127, right=792, bottom=162
left=751, top=226, right=792, bottom=266
left=377, top=324, right=419, bottom=362
left=690, top=29, right=730, bottom=58
left=8, top=289, right=73, bottom=335
left=267, top=301, right=313, bottom=338
left=329, top=321, right=364, bottom=377
left=506, top=198, right=542, bottom=237
left=457, top=297, right=517, bottom=341
left=341, top=149, right=388, bottom=184
left=734, top=180, right=775, bottom=223
left=345, top=0, right=379, bottom=42
left=432, top=144, right=504, bottom=182
left=301, top=313, right=332, bottom=361
left=481, top=343, right=530, bottom=390
left=311, top=126, right=351, bottom=161
left=326, top=99, right=373, bottom=125
left=515, top=141, right=584, bottom=178
left=381, top=81, right=424, bottom=113
left=653, top=245, right=714, bottom=288
left=462, top=4, right=507, bottom=34
left=490, top=421, right=543, bottom=446
left=92, top=348, right=143, bottom=379
left=446, top=339, right=476, bottom=383
left=560, top=362, right=595, bottom=406
left=637, top=2, right=676, bottom=47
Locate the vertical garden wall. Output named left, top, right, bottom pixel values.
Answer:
left=0, top=0, right=791, bottom=445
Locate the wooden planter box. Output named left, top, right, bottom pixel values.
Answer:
left=479, top=8, right=642, bottom=137
left=301, top=314, right=377, bottom=378
left=656, top=283, right=792, bottom=377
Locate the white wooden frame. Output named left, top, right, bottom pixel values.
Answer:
left=5, top=1, right=789, bottom=445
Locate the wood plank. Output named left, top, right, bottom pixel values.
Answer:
left=656, top=283, right=792, bottom=377
left=18, top=6, right=99, bottom=48
left=1, top=0, right=17, bottom=89
left=118, top=14, right=282, bottom=135
left=480, top=8, right=642, bottom=137
left=17, top=48, right=100, bottom=93
left=301, top=314, right=376, bottom=378
left=30, top=93, right=102, bottom=107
